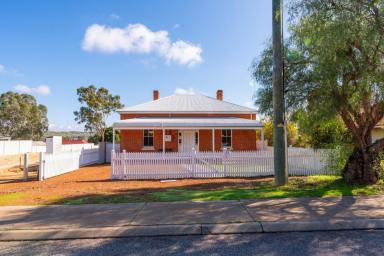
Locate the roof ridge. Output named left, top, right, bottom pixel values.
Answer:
left=198, top=94, right=256, bottom=111
left=117, top=94, right=176, bottom=112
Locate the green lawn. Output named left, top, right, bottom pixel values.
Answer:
left=0, top=192, right=27, bottom=205
left=57, top=175, right=384, bottom=205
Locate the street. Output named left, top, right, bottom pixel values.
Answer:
left=1, top=230, right=383, bottom=256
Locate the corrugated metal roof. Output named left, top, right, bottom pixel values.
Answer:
left=114, top=117, right=263, bottom=129
left=118, top=94, right=256, bottom=113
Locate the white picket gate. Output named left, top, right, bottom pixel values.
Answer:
left=111, top=149, right=334, bottom=180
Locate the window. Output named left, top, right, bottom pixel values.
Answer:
left=143, top=130, right=154, bottom=147
left=221, top=129, right=232, bottom=147
left=195, top=131, right=199, bottom=145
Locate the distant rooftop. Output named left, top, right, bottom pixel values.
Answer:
left=118, top=92, right=256, bottom=114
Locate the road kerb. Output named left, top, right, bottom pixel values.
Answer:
left=201, top=222, right=263, bottom=235
left=0, top=225, right=202, bottom=241
left=2, top=219, right=384, bottom=240
left=261, top=219, right=384, bottom=233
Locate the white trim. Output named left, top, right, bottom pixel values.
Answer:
left=143, top=129, right=154, bottom=147
left=162, top=129, right=165, bottom=153
left=221, top=129, right=232, bottom=148
left=142, top=146, right=155, bottom=151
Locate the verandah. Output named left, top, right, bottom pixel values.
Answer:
left=112, top=117, right=265, bottom=153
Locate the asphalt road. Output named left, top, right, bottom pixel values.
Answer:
left=1, top=230, right=383, bottom=256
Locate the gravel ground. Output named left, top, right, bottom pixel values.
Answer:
left=0, top=164, right=276, bottom=205
left=1, top=230, right=383, bottom=256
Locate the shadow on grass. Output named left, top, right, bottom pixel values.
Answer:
left=50, top=175, right=383, bottom=205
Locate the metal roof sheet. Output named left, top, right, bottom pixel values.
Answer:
left=118, top=94, right=256, bottom=113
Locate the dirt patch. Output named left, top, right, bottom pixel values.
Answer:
left=0, top=153, right=40, bottom=170
left=0, top=164, right=273, bottom=205
left=0, top=153, right=40, bottom=183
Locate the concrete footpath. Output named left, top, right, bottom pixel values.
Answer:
left=1, top=196, right=384, bottom=240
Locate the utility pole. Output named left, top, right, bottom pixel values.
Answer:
left=272, top=0, right=288, bottom=186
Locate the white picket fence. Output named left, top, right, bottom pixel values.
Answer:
left=1, top=140, right=30, bottom=155
left=61, top=143, right=99, bottom=152
left=111, top=149, right=334, bottom=180
left=106, top=143, right=120, bottom=163
left=39, top=148, right=100, bottom=180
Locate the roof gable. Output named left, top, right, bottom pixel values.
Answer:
left=118, top=94, right=256, bottom=113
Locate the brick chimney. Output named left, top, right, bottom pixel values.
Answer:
left=216, top=89, right=223, bottom=101
left=153, top=90, right=159, bottom=100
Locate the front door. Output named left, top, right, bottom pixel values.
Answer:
left=179, top=130, right=198, bottom=152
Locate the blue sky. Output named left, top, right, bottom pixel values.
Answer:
left=0, top=0, right=275, bottom=131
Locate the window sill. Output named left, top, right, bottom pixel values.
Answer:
left=142, top=146, right=155, bottom=151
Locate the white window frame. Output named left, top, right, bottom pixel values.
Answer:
left=221, top=129, right=232, bottom=148
left=143, top=129, right=154, bottom=148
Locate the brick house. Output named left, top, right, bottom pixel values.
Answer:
left=113, top=90, right=264, bottom=152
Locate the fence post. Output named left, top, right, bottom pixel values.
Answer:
left=192, top=148, right=196, bottom=178
left=111, top=149, right=115, bottom=179
left=223, top=148, right=228, bottom=177
left=38, top=152, right=44, bottom=181
left=23, top=153, right=29, bottom=181
left=122, top=150, right=126, bottom=179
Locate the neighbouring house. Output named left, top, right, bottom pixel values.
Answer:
left=112, top=90, right=264, bottom=152
left=373, top=119, right=384, bottom=142
left=62, top=138, right=88, bottom=145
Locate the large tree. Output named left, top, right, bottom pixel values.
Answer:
left=252, top=0, right=384, bottom=184
left=74, top=85, right=123, bottom=142
left=0, top=92, right=48, bottom=140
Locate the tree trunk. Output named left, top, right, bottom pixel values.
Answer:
left=342, top=146, right=382, bottom=185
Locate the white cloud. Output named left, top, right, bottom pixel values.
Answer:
left=82, top=23, right=203, bottom=67
left=166, top=41, right=203, bottom=67
left=174, top=87, right=196, bottom=95
left=110, top=13, right=120, bottom=20
left=0, top=64, right=4, bottom=73
left=14, top=84, right=51, bottom=95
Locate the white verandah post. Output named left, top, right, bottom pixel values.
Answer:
left=112, top=127, right=116, bottom=179
left=162, top=128, right=165, bottom=153
left=112, top=128, right=116, bottom=152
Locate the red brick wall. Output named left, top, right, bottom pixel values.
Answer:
left=120, top=129, right=179, bottom=152
left=198, top=130, right=212, bottom=151
left=196, top=129, right=257, bottom=151
left=215, top=129, right=221, bottom=151
left=121, top=129, right=257, bottom=152
left=119, top=113, right=257, bottom=152
left=232, top=130, right=257, bottom=151
left=120, top=130, right=142, bottom=152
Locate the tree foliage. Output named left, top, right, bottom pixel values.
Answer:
left=74, top=85, right=123, bottom=142
left=88, top=127, right=120, bottom=144
left=0, top=92, right=48, bottom=140
left=291, top=109, right=352, bottom=149
left=252, top=0, right=384, bottom=184
left=259, top=119, right=299, bottom=147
